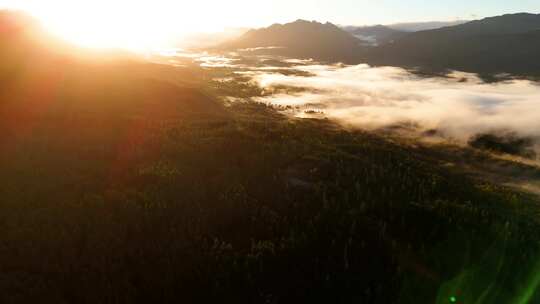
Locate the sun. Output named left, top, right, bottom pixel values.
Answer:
left=26, top=1, right=179, bottom=50
left=6, top=0, right=225, bottom=51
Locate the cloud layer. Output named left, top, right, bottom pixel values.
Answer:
left=253, top=64, right=540, bottom=148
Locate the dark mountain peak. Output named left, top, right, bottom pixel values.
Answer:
left=349, top=24, right=403, bottom=33
left=214, top=19, right=344, bottom=42
left=233, top=19, right=356, bottom=42
left=482, top=12, right=540, bottom=20
left=467, top=12, right=540, bottom=25
left=366, top=12, right=540, bottom=77
left=344, top=24, right=407, bottom=45
left=220, top=19, right=363, bottom=63
left=366, top=24, right=389, bottom=29
left=292, top=19, right=316, bottom=25
left=323, top=21, right=341, bottom=28
left=277, top=19, right=341, bottom=31
left=423, top=12, right=540, bottom=36
left=265, top=19, right=312, bottom=29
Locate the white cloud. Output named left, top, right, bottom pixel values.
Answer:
left=253, top=64, right=540, bottom=144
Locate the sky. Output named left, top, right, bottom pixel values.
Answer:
left=1, top=0, right=539, bottom=48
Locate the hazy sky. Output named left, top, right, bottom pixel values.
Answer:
left=1, top=0, right=539, bottom=48
left=2, top=0, right=539, bottom=27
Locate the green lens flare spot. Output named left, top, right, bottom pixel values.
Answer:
left=449, top=296, right=457, bottom=303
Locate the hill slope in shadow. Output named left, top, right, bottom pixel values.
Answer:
left=220, top=19, right=364, bottom=63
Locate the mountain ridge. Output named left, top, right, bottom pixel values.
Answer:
left=343, top=24, right=407, bottom=45
left=367, top=13, right=540, bottom=77
left=220, top=19, right=364, bottom=63
left=220, top=13, right=540, bottom=77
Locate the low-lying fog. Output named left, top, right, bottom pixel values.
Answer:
left=251, top=63, right=540, bottom=156
left=156, top=51, right=540, bottom=159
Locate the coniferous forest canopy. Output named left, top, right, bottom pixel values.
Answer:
left=1, top=7, right=540, bottom=304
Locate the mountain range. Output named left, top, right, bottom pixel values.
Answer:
left=341, top=21, right=469, bottom=46
left=344, top=25, right=406, bottom=46
left=386, top=20, right=468, bottom=32
left=220, top=20, right=362, bottom=63
left=367, top=13, right=540, bottom=76
left=221, top=13, right=540, bottom=77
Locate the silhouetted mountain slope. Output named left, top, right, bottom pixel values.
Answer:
left=367, top=13, right=540, bottom=76
left=220, top=14, right=540, bottom=77
left=435, top=13, right=540, bottom=36
left=344, top=25, right=407, bottom=45
left=387, top=20, right=468, bottom=32
left=221, top=20, right=364, bottom=63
